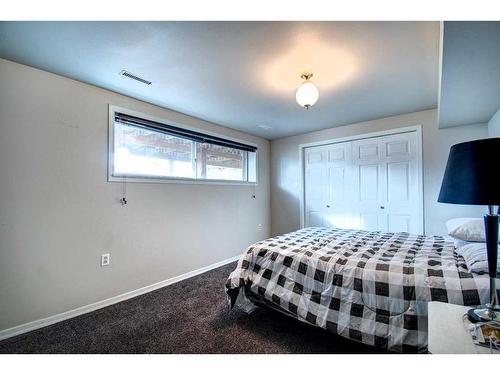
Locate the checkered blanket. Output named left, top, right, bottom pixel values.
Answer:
left=225, top=227, right=492, bottom=353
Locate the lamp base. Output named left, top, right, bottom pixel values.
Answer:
left=467, top=304, right=500, bottom=323
left=467, top=212, right=500, bottom=324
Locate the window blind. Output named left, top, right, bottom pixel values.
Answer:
left=114, top=112, right=257, bottom=152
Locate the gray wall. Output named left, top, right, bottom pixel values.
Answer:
left=488, top=109, right=500, bottom=137
left=0, top=58, right=270, bottom=331
left=439, top=22, right=500, bottom=128
left=271, top=109, right=488, bottom=237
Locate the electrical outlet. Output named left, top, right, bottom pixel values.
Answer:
left=257, top=223, right=263, bottom=231
left=101, top=253, right=110, bottom=267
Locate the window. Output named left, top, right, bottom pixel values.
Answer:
left=114, top=122, right=195, bottom=178
left=109, top=109, right=257, bottom=183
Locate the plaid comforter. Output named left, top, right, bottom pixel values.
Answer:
left=225, top=227, right=492, bottom=352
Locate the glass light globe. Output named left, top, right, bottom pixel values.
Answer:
left=296, top=81, right=319, bottom=109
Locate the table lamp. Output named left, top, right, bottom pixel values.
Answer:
left=438, top=138, right=500, bottom=322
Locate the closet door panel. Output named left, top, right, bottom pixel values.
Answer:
left=328, top=147, right=347, bottom=163
left=358, top=164, right=381, bottom=202
left=387, top=161, right=410, bottom=202
left=355, top=142, right=380, bottom=161
left=385, top=137, right=411, bottom=158
left=306, top=168, right=324, bottom=202
left=329, top=167, right=346, bottom=202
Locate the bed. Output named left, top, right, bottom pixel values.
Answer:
left=225, top=227, right=491, bottom=353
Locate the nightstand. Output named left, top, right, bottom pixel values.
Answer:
left=428, top=301, right=499, bottom=354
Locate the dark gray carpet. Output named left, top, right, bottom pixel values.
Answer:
left=0, top=262, right=388, bottom=354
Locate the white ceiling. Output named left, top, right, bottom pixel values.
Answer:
left=0, top=21, right=440, bottom=139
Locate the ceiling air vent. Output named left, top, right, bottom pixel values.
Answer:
left=119, top=70, right=152, bottom=85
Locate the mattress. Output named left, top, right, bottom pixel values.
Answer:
left=225, top=227, right=491, bottom=352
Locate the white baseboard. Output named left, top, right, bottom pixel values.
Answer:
left=0, top=255, right=240, bottom=341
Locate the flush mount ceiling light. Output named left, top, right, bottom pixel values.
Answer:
left=295, top=73, right=319, bottom=110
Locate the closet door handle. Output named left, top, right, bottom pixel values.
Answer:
left=380, top=206, right=385, bottom=209
left=326, top=205, right=331, bottom=208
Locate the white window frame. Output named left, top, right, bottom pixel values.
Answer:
left=108, top=105, right=258, bottom=185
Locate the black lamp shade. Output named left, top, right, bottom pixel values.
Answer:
left=438, top=138, right=500, bottom=205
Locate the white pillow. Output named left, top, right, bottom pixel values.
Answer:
left=453, top=238, right=472, bottom=248
left=446, top=218, right=486, bottom=242
left=455, top=242, right=500, bottom=274
left=443, top=234, right=470, bottom=248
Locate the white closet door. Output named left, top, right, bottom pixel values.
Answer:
left=304, top=131, right=422, bottom=234
left=304, top=145, right=329, bottom=227
left=351, top=137, right=386, bottom=231
left=383, top=132, right=420, bottom=233
left=324, top=142, right=352, bottom=228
